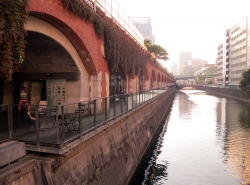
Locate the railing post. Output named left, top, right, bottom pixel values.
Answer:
left=94, top=0, right=97, bottom=11
left=139, top=91, right=140, bottom=104
left=79, top=103, right=82, bottom=134
left=9, top=104, right=13, bottom=139
left=110, top=0, right=112, bottom=18
left=61, top=106, right=65, bottom=143
left=136, top=92, right=137, bottom=107
left=105, top=97, right=107, bottom=121
left=94, top=99, right=96, bottom=126
left=114, top=96, right=116, bottom=117
left=104, top=0, right=106, bottom=14
left=132, top=93, right=134, bottom=108
left=120, top=96, right=122, bottom=113
left=35, top=106, right=39, bottom=145
left=126, top=94, right=128, bottom=111
left=117, top=1, right=119, bottom=23
left=56, top=106, right=59, bottom=144
left=142, top=91, right=145, bottom=103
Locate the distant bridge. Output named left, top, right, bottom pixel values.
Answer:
left=176, top=84, right=202, bottom=90
left=174, top=76, right=196, bottom=80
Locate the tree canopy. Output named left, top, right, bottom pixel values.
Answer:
left=239, top=68, right=250, bottom=91
left=144, top=40, right=169, bottom=61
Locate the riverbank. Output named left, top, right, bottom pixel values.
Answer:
left=129, top=90, right=250, bottom=184
left=202, top=86, right=250, bottom=103
left=0, top=88, right=176, bottom=185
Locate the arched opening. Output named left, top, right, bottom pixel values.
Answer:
left=151, top=70, right=156, bottom=89
left=4, top=31, right=80, bottom=108
left=109, top=72, right=126, bottom=96
left=157, top=73, right=161, bottom=88
left=139, top=70, right=144, bottom=92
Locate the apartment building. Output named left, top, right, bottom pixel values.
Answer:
left=216, top=43, right=225, bottom=87
left=226, top=18, right=250, bottom=89
left=217, top=17, right=250, bottom=89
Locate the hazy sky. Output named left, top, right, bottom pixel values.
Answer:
left=116, top=0, right=250, bottom=68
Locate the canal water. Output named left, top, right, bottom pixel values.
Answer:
left=129, top=90, right=250, bottom=185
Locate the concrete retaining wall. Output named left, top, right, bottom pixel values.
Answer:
left=202, top=86, right=250, bottom=102
left=0, top=88, right=176, bottom=185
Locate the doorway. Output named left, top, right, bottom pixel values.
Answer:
left=109, top=72, right=126, bottom=96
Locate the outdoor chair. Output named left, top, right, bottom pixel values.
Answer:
left=21, top=116, right=35, bottom=134
left=74, top=101, right=92, bottom=117
left=54, top=115, right=71, bottom=133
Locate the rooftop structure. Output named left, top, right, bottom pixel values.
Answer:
left=130, top=17, right=155, bottom=44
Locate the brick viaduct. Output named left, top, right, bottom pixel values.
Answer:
left=1, top=0, right=174, bottom=106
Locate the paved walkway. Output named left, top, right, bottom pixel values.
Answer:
left=0, top=99, right=130, bottom=146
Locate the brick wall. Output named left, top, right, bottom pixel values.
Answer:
left=27, top=0, right=173, bottom=99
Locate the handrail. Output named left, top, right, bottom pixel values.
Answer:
left=0, top=87, right=175, bottom=153
left=82, top=0, right=175, bottom=76
left=84, top=0, right=146, bottom=49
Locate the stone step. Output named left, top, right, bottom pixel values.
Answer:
left=0, top=141, right=26, bottom=167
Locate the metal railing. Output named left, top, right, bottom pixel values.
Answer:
left=84, top=0, right=146, bottom=48
left=0, top=88, right=173, bottom=152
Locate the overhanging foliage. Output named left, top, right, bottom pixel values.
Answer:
left=0, top=0, right=28, bottom=82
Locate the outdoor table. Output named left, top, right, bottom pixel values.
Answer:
left=64, top=113, right=79, bottom=131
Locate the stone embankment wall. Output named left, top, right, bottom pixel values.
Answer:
left=0, top=88, right=176, bottom=185
left=202, top=86, right=250, bottom=102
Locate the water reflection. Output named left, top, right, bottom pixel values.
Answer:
left=219, top=98, right=250, bottom=184
left=238, top=103, right=250, bottom=129
left=129, top=90, right=250, bottom=185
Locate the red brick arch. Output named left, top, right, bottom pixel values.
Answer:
left=27, top=0, right=107, bottom=75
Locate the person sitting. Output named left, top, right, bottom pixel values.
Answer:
left=20, top=103, right=43, bottom=132
left=119, top=88, right=126, bottom=101
left=20, top=103, right=35, bottom=124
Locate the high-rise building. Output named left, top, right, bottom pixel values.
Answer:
left=170, top=62, right=177, bottom=75
left=218, top=17, right=250, bottom=89
left=130, top=17, right=155, bottom=44
left=179, top=52, right=192, bottom=75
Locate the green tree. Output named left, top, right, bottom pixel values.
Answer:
left=196, top=74, right=205, bottom=84
left=239, top=68, right=250, bottom=91
left=206, top=80, right=213, bottom=85
left=144, top=39, right=169, bottom=61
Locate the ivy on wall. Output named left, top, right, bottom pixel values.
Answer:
left=61, top=0, right=147, bottom=76
left=0, top=0, right=28, bottom=82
